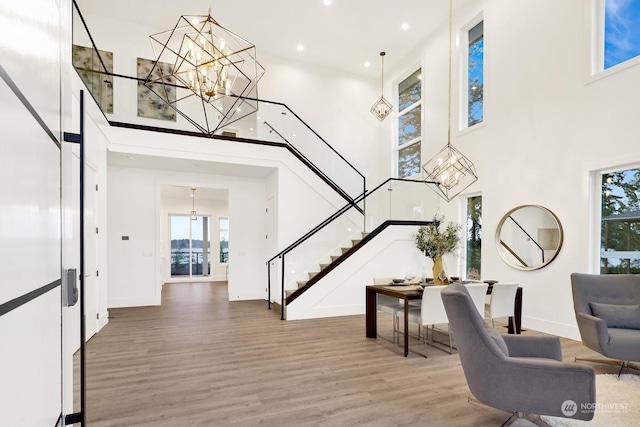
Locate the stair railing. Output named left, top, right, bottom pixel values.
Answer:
left=267, top=178, right=441, bottom=318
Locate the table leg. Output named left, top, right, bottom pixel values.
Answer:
left=366, top=287, right=377, bottom=338
left=403, top=299, right=409, bottom=357
left=508, top=287, right=523, bottom=334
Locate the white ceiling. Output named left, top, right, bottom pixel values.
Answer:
left=161, top=185, right=228, bottom=202
left=108, top=151, right=274, bottom=199
left=108, top=150, right=275, bottom=179
left=76, top=0, right=471, bottom=77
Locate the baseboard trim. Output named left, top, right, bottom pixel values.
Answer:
left=521, top=315, right=581, bottom=340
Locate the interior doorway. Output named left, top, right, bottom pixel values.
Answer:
left=162, top=186, right=229, bottom=282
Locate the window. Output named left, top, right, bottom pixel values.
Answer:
left=397, top=69, right=422, bottom=178
left=219, top=217, right=229, bottom=263
left=600, top=167, right=640, bottom=274
left=465, top=195, right=482, bottom=279
left=603, top=0, right=640, bottom=70
left=467, top=21, right=484, bottom=127
left=170, top=215, right=211, bottom=277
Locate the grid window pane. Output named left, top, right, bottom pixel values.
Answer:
left=466, top=195, right=482, bottom=280
left=398, top=142, right=421, bottom=178
left=398, top=69, right=422, bottom=111
left=398, top=105, right=421, bottom=146
left=600, top=168, right=640, bottom=274
left=220, top=218, right=229, bottom=263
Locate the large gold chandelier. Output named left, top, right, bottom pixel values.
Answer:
left=145, top=10, right=265, bottom=135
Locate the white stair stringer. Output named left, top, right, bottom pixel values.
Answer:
left=285, top=226, right=424, bottom=320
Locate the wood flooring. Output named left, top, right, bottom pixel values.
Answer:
left=77, top=281, right=615, bottom=427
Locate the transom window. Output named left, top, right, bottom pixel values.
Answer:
left=604, top=0, right=640, bottom=70
left=397, top=69, right=422, bottom=178
left=467, top=21, right=484, bottom=127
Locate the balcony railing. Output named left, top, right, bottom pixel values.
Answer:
left=71, top=0, right=365, bottom=208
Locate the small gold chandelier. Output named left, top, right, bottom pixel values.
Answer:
left=371, top=52, right=392, bottom=121
left=145, top=9, right=265, bottom=135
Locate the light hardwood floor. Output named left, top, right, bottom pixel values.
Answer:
left=78, top=281, right=613, bottom=427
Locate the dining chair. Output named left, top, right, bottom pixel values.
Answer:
left=373, top=277, right=401, bottom=343
left=485, top=282, right=519, bottom=327
left=398, top=285, right=452, bottom=357
left=463, top=282, right=489, bottom=317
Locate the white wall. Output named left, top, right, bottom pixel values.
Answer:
left=259, top=52, right=385, bottom=185
left=382, top=0, right=640, bottom=339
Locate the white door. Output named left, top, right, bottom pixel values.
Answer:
left=84, top=165, right=99, bottom=339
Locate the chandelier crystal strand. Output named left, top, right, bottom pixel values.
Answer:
left=421, top=0, right=478, bottom=202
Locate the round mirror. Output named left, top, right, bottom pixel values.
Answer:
left=495, top=205, right=564, bottom=270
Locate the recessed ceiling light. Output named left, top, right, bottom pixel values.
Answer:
left=249, top=127, right=254, bottom=131
left=236, top=107, right=241, bottom=112
left=401, top=23, right=409, bottom=30
left=364, top=61, right=371, bottom=67
left=297, top=44, right=304, bottom=52
left=126, top=156, right=135, bottom=160
left=324, top=0, right=332, bottom=4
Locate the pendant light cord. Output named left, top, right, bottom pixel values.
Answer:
left=447, top=0, right=452, bottom=145
left=380, top=52, right=386, bottom=95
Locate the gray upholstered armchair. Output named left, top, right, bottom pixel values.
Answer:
left=571, top=272, right=640, bottom=374
left=441, top=283, right=595, bottom=424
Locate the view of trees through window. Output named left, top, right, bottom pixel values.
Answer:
left=601, top=167, right=640, bottom=274
left=397, top=69, right=422, bottom=177
left=219, top=218, right=229, bottom=263
left=170, top=215, right=211, bottom=277
left=466, top=195, right=482, bottom=279
left=468, top=21, right=484, bottom=127
left=604, top=0, right=640, bottom=69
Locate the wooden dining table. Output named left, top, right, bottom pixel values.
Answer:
left=365, top=283, right=523, bottom=357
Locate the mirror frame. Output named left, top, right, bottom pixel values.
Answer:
left=495, top=204, right=564, bottom=271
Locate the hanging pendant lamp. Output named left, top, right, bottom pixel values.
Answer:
left=371, top=52, right=393, bottom=121
left=422, top=0, right=478, bottom=201
left=190, top=187, right=197, bottom=220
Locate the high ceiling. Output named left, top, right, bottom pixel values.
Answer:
left=76, top=0, right=471, bottom=78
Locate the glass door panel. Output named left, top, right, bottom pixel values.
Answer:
left=171, top=215, right=211, bottom=278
